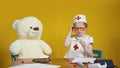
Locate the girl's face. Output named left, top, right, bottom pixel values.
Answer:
left=74, top=22, right=86, bottom=37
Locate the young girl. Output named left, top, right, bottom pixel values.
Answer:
left=64, top=14, right=94, bottom=58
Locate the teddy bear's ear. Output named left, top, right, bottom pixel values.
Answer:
left=12, top=20, right=20, bottom=30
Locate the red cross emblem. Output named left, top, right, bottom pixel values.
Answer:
left=73, top=44, right=79, bottom=50
left=75, top=16, right=81, bottom=20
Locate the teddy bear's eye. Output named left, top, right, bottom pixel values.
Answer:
left=30, top=27, right=32, bottom=29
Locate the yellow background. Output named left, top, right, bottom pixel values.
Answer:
left=0, top=0, right=120, bottom=68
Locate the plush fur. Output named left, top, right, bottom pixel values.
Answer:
left=9, top=16, right=52, bottom=58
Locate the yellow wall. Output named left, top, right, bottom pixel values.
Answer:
left=0, top=0, right=120, bottom=68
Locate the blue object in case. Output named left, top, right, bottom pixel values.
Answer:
left=76, top=62, right=84, bottom=67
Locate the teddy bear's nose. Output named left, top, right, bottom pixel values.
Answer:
left=33, top=27, right=39, bottom=31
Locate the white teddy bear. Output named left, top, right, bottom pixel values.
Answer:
left=9, top=16, right=52, bottom=59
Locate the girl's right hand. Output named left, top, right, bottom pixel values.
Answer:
left=69, top=24, right=74, bottom=33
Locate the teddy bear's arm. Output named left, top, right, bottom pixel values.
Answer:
left=9, top=40, right=21, bottom=55
left=39, top=40, right=52, bottom=54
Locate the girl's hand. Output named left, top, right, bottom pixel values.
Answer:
left=69, top=24, right=74, bottom=33
left=79, top=40, right=86, bottom=47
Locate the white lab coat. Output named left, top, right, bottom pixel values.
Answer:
left=64, top=35, right=93, bottom=58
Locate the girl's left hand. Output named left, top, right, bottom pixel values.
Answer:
left=79, top=40, right=86, bottom=47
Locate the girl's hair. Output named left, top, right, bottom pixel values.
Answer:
left=83, top=22, right=88, bottom=28
left=73, top=22, right=88, bottom=28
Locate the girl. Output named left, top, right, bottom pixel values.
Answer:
left=64, top=14, right=94, bottom=58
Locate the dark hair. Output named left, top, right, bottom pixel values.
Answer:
left=83, top=22, right=88, bottom=28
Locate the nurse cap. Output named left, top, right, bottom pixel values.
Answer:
left=74, top=14, right=87, bottom=23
